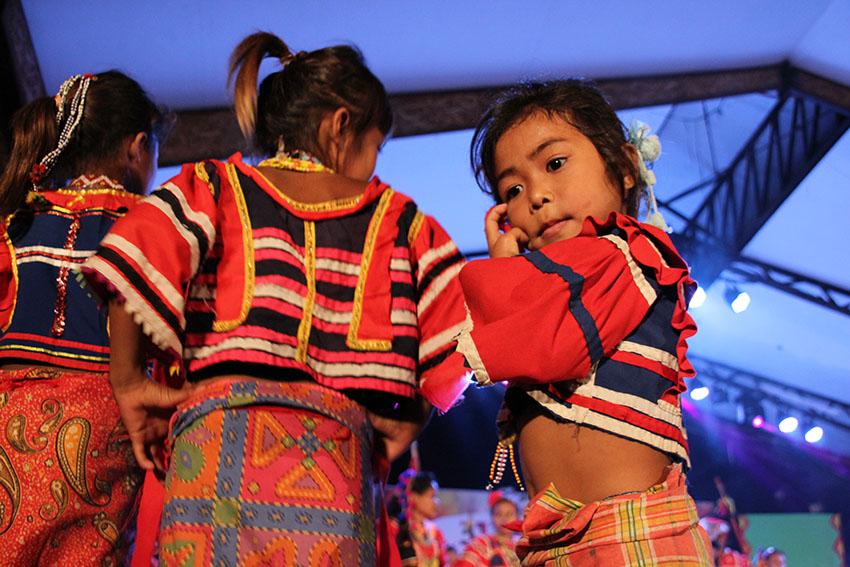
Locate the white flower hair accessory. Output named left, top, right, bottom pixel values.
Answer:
left=628, top=120, right=670, bottom=232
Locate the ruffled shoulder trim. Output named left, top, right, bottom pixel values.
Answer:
left=585, top=212, right=697, bottom=381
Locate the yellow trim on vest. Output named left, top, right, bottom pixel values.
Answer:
left=212, top=164, right=255, bottom=332
left=194, top=162, right=216, bottom=196
left=0, top=344, right=109, bottom=363
left=296, top=221, right=317, bottom=362
left=347, top=189, right=394, bottom=352
left=252, top=168, right=363, bottom=212
left=1, top=225, right=18, bottom=333
left=407, top=210, right=425, bottom=247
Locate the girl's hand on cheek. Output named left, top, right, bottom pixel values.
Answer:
left=485, top=204, right=529, bottom=258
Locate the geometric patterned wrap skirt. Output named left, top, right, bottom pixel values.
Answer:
left=516, top=465, right=714, bottom=567
left=159, top=378, right=376, bottom=567
left=0, top=367, right=142, bottom=567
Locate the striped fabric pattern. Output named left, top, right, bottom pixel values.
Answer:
left=453, top=534, right=521, bottom=567
left=0, top=188, right=142, bottom=372
left=455, top=212, right=697, bottom=465
left=516, top=465, right=714, bottom=566
left=83, top=155, right=467, bottom=401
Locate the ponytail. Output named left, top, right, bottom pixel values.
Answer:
left=227, top=31, right=392, bottom=159
left=0, top=97, right=58, bottom=217
left=228, top=32, right=292, bottom=146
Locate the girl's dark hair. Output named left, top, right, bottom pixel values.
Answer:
left=406, top=470, right=437, bottom=495
left=490, top=496, right=518, bottom=515
left=470, top=79, right=642, bottom=216
left=228, top=32, right=393, bottom=161
left=0, top=70, right=171, bottom=216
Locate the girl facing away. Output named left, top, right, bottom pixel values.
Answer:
left=82, top=32, right=468, bottom=567
left=0, top=71, right=169, bottom=566
left=432, top=79, right=714, bottom=565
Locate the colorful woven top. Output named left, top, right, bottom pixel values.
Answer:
left=0, top=177, right=142, bottom=372
left=82, top=154, right=468, bottom=408
left=437, top=212, right=697, bottom=465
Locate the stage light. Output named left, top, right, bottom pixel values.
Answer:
left=689, top=378, right=709, bottom=401
left=804, top=425, right=824, bottom=443
left=778, top=416, right=798, bottom=434
left=724, top=283, right=750, bottom=313
left=751, top=414, right=765, bottom=428
left=689, top=286, right=706, bottom=309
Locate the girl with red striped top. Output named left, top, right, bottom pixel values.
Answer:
left=432, top=79, right=713, bottom=565
left=0, top=71, right=169, bottom=566
left=83, top=32, right=468, bottom=567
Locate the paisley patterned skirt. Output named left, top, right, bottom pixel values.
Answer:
left=0, top=367, right=142, bottom=567
left=159, top=378, right=377, bottom=567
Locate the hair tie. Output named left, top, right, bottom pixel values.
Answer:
left=628, top=120, right=670, bottom=232
left=280, top=50, right=306, bottom=68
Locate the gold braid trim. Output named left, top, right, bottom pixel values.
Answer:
left=212, top=164, right=255, bottom=332
left=407, top=210, right=425, bottom=247
left=347, top=189, right=394, bottom=351
left=252, top=168, right=363, bottom=213
left=1, top=224, right=18, bottom=332
left=296, top=221, right=317, bottom=362
left=194, top=162, right=216, bottom=196
left=0, top=344, right=108, bottom=363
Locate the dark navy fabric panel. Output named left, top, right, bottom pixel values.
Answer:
left=622, top=290, right=679, bottom=355
left=593, top=358, right=673, bottom=403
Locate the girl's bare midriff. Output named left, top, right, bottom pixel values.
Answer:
left=517, top=403, right=672, bottom=502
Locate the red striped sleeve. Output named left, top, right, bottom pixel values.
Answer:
left=82, top=162, right=221, bottom=358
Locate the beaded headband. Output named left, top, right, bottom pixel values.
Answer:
left=628, top=120, right=670, bottom=232
left=29, top=74, right=96, bottom=190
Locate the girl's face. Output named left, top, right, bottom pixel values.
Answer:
left=493, top=111, right=630, bottom=251
left=336, top=126, right=385, bottom=181
left=491, top=500, right=518, bottom=535
left=409, top=485, right=439, bottom=520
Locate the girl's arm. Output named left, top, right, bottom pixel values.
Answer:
left=108, top=298, right=195, bottom=474
left=368, top=395, right=433, bottom=463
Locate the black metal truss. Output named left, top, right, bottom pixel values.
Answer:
left=673, top=90, right=850, bottom=286
left=726, top=256, right=850, bottom=317
left=690, top=354, right=850, bottom=435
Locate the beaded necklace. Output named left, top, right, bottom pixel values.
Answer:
left=257, top=149, right=335, bottom=174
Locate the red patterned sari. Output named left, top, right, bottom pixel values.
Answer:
left=0, top=367, right=141, bottom=566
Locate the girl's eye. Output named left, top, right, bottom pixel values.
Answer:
left=504, top=185, right=522, bottom=201
left=547, top=157, right=566, bottom=171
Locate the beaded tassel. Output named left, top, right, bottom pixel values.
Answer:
left=486, top=440, right=524, bottom=491
left=50, top=215, right=81, bottom=337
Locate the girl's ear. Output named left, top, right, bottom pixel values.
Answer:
left=127, top=132, right=148, bottom=163
left=329, top=106, right=350, bottom=140
left=621, top=142, right=639, bottom=191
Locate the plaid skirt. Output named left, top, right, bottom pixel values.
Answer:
left=0, top=367, right=142, bottom=567
left=516, top=465, right=714, bottom=567
left=159, top=379, right=376, bottom=567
